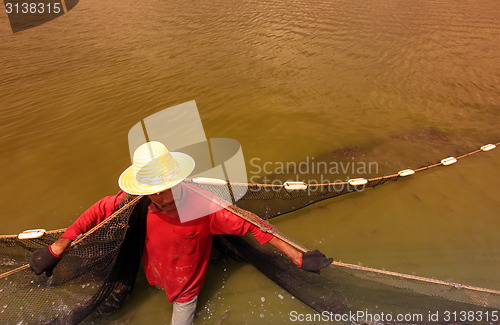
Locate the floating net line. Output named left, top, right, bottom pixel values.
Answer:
left=191, top=142, right=499, bottom=220
left=0, top=142, right=498, bottom=324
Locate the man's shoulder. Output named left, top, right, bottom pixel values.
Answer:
left=95, top=190, right=129, bottom=211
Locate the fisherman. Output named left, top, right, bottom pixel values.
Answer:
left=29, top=141, right=332, bottom=325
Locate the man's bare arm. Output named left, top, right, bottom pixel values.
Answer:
left=268, top=236, right=303, bottom=267
left=50, top=237, right=73, bottom=256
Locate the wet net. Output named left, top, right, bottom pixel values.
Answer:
left=0, top=143, right=498, bottom=324
left=201, top=191, right=500, bottom=317
left=0, top=195, right=150, bottom=324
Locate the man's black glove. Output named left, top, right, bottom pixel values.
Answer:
left=29, top=246, right=62, bottom=277
left=300, top=249, right=333, bottom=274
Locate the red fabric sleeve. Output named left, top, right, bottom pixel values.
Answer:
left=210, top=207, right=274, bottom=245
left=61, top=191, right=127, bottom=240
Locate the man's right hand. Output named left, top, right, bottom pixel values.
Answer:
left=29, top=246, right=62, bottom=277
left=29, top=237, right=72, bottom=277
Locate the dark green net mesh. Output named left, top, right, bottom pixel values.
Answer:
left=0, top=195, right=149, bottom=324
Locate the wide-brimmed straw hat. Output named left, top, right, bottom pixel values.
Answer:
left=118, top=141, right=195, bottom=195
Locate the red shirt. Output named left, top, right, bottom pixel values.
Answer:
left=62, top=182, right=273, bottom=303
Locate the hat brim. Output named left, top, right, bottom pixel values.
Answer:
left=118, top=152, right=195, bottom=195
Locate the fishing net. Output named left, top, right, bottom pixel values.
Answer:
left=0, top=195, right=149, bottom=324
left=190, top=176, right=398, bottom=220
left=0, top=143, right=498, bottom=324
